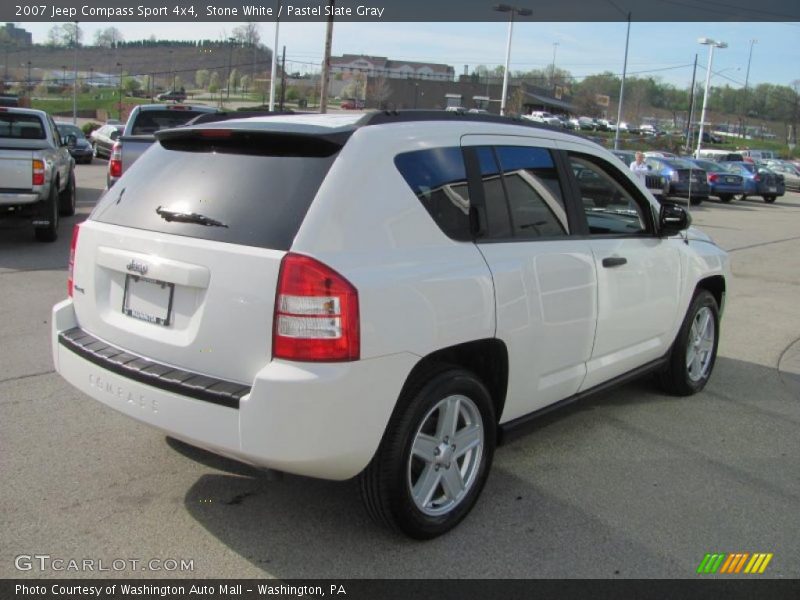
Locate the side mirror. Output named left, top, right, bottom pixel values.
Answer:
left=64, top=134, right=77, bottom=148
left=659, top=202, right=691, bottom=237
left=110, top=131, right=120, bottom=140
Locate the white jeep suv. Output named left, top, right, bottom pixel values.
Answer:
left=52, top=111, right=729, bottom=539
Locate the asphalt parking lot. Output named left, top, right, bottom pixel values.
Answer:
left=1, top=160, right=799, bottom=579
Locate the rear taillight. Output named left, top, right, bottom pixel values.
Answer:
left=67, top=224, right=80, bottom=297
left=753, top=174, right=761, bottom=183
left=708, top=173, right=718, bottom=183
left=108, top=142, right=122, bottom=178
left=273, top=253, right=360, bottom=362
left=32, top=159, right=45, bottom=186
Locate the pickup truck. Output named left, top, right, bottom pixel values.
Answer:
left=0, top=107, right=76, bottom=241
left=107, top=103, right=219, bottom=188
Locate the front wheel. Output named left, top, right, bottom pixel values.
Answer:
left=358, top=367, right=496, bottom=539
left=659, top=290, right=719, bottom=396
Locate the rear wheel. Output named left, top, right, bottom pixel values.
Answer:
left=659, top=290, right=719, bottom=396
left=763, top=195, right=776, bottom=203
left=718, top=194, right=733, bottom=203
left=358, top=366, right=496, bottom=539
left=689, top=195, right=704, bottom=206
left=34, top=183, right=59, bottom=243
left=59, top=170, right=76, bottom=216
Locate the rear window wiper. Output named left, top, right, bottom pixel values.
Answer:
left=156, top=206, right=228, bottom=228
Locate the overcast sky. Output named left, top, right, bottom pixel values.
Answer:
left=18, top=21, right=800, bottom=89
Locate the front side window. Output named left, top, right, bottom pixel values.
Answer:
left=474, top=145, right=568, bottom=240
left=570, top=154, right=649, bottom=236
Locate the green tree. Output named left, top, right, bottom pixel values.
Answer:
left=94, top=27, right=123, bottom=48
left=121, top=76, right=141, bottom=95
left=195, top=69, right=210, bottom=90
left=240, top=74, right=251, bottom=94
left=208, top=72, right=220, bottom=94
left=228, top=68, right=239, bottom=93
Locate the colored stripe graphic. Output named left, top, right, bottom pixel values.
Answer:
left=698, top=552, right=773, bottom=575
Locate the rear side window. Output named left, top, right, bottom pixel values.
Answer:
left=394, top=147, right=472, bottom=241
left=0, top=113, right=45, bottom=139
left=91, top=139, right=340, bottom=251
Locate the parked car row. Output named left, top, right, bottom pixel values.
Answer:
left=610, top=148, right=791, bottom=205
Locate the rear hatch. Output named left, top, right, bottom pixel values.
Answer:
left=71, top=126, right=347, bottom=384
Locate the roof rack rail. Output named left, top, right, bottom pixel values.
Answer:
left=357, top=109, right=564, bottom=131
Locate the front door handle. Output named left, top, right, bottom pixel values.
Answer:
left=602, top=256, right=628, bottom=268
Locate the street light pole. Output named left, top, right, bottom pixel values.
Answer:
left=494, top=4, right=531, bottom=117
left=695, top=37, right=727, bottom=158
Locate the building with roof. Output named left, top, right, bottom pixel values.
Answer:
left=3, top=23, right=32, bottom=46
left=328, top=54, right=455, bottom=82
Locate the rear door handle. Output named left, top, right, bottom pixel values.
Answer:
left=602, top=256, right=628, bottom=268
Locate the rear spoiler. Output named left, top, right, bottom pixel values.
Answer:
left=184, top=110, right=300, bottom=126
left=155, top=127, right=352, bottom=158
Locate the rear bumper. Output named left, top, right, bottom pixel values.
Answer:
left=52, top=299, right=418, bottom=480
left=669, top=182, right=709, bottom=197
left=0, top=192, right=40, bottom=206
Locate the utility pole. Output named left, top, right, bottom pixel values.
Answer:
left=319, top=0, right=334, bottom=113
left=741, top=39, right=757, bottom=139
left=279, top=45, right=286, bottom=111
left=269, top=0, right=281, bottom=111
left=613, top=12, right=631, bottom=151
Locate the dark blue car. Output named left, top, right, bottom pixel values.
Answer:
left=688, top=159, right=744, bottom=203
left=645, top=157, right=709, bottom=205
left=722, top=162, right=784, bottom=203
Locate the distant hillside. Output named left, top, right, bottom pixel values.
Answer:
left=2, top=43, right=273, bottom=89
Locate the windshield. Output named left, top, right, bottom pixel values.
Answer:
left=57, top=124, right=85, bottom=139
left=129, top=109, right=215, bottom=135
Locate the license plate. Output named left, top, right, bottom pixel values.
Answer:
left=122, top=275, right=174, bottom=326
left=726, top=177, right=736, bottom=183
left=768, top=186, right=777, bottom=193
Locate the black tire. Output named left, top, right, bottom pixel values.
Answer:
left=358, top=366, right=496, bottom=539
left=718, top=194, right=733, bottom=203
left=34, top=183, right=59, bottom=243
left=659, top=290, right=719, bottom=396
left=59, top=170, right=76, bottom=216
left=763, top=195, right=776, bottom=204
left=689, top=195, right=704, bottom=206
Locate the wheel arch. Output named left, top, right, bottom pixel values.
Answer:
left=695, top=274, right=726, bottom=312
left=400, top=339, right=509, bottom=426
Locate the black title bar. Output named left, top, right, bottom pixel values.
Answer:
left=5, top=0, right=800, bottom=22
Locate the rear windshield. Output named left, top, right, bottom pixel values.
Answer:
left=90, top=140, right=339, bottom=250
left=129, top=110, right=214, bottom=135
left=0, top=113, right=45, bottom=139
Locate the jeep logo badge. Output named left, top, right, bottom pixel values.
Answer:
left=126, top=260, right=149, bottom=276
